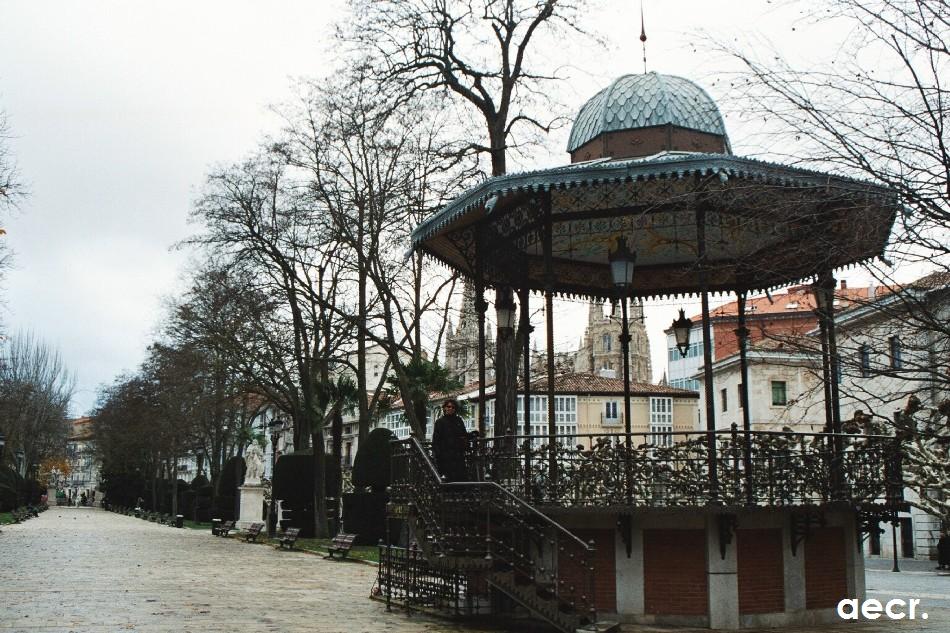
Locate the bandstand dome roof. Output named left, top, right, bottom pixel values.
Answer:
left=411, top=73, right=898, bottom=301
left=567, top=72, right=731, bottom=154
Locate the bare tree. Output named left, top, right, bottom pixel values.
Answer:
left=0, top=111, right=24, bottom=212
left=717, top=0, right=950, bottom=521
left=0, top=332, right=75, bottom=478
left=344, top=0, right=594, bottom=176
left=281, top=70, right=473, bottom=438
left=343, top=0, right=597, bottom=436
left=183, top=148, right=354, bottom=537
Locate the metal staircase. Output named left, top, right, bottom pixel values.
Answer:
left=384, top=436, right=616, bottom=633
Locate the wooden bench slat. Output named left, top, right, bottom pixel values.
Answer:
left=278, top=527, right=300, bottom=550
left=324, top=532, right=358, bottom=560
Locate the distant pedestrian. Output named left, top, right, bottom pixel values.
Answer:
left=937, top=532, right=950, bottom=570
left=432, top=399, right=470, bottom=482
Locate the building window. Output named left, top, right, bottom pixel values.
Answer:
left=668, top=339, right=703, bottom=362
left=771, top=381, right=787, bottom=406
left=721, top=388, right=728, bottom=412
left=650, top=397, right=673, bottom=446
left=859, top=344, right=871, bottom=378
left=738, top=383, right=745, bottom=409
left=602, top=333, right=612, bottom=352
left=889, top=337, right=902, bottom=369
left=517, top=395, right=577, bottom=444
left=604, top=401, right=619, bottom=424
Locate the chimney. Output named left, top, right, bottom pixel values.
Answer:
left=840, top=280, right=847, bottom=289
left=868, top=283, right=877, bottom=299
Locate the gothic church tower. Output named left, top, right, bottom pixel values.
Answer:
left=572, top=300, right=652, bottom=382
left=444, top=281, right=494, bottom=386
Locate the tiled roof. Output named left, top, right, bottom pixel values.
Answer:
left=688, top=284, right=881, bottom=322
left=436, top=373, right=698, bottom=400
left=539, top=372, right=698, bottom=397
left=568, top=73, right=729, bottom=152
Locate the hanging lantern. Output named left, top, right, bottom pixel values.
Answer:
left=672, top=308, right=693, bottom=357
left=495, top=289, right=517, bottom=332
left=608, top=235, right=636, bottom=289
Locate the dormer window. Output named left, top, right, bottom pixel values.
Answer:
left=786, top=301, right=799, bottom=309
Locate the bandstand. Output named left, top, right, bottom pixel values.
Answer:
left=376, top=72, right=904, bottom=631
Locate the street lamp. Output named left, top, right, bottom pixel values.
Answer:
left=608, top=235, right=636, bottom=507
left=671, top=309, right=693, bottom=358
left=14, top=449, right=25, bottom=476
left=608, top=236, right=636, bottom=289
left=495, top=288, right=517, bottom=333
left=266, top=416, right=285, bottom=538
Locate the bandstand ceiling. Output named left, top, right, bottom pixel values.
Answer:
left=411, top=153, right=898, bottom=300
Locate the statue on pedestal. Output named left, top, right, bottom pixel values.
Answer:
left=244, top=445, right=265, bottom=485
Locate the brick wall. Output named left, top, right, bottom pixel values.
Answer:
left=737, top=528, right=785, bottom=614
left=643, top=529, right=708, bottom=615
left=805, top=527, right=848, bottom=609
left=560, top=528, right=616, bottom=612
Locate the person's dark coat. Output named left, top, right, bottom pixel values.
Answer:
left=432, top=413, right=469, bottom=482
left=938, top=534, right=950, bottom=568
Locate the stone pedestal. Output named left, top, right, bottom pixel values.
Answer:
left=46, top=487, right=57, bottom=506
left=237, top=484, right=265, bottom=530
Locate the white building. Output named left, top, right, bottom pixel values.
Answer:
left=695, top=272, right=950, bottom=561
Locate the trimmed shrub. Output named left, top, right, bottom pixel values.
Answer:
left=0, top=467, right=23, bottom=511
left=209, top=457, right=245, bottom=521
left=352, top=427, right=393, bottom=493
left=272, top=450, right=339, bottom=537
left=217, top=456, right=246, bottom=497
left=342, top=492, right=388, bottom=545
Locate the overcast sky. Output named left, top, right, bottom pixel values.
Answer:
left=0, top=1, right=860, bottom=416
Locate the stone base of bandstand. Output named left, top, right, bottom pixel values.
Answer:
left=547, top=505, right=864, bottom=629
left=237, top=484, right=265, bottom=530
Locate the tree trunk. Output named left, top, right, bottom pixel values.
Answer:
left=171, top=456, right=179, bottom=517
left=311, top=422, right=329, bottom=539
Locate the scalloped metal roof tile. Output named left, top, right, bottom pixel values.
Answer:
left=567, top=73, right=729, bottom=152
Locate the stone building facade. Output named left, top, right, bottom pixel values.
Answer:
left=445, top=284, right=652, bottom=387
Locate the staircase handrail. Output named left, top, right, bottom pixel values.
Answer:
left=401, top=436, right=593, bottom=554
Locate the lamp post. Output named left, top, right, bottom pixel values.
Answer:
left=0, top=431, right=5, bottom=464
left=609, top=235, right=636, bottom=505
left=495, top=287, right=518, bottom=479
left=14, top=448, right=25, bottom=476
left=266, top=417, right=284, bottom=538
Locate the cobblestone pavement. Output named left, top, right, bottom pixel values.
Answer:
left=1, top=509, right=947, bottom=633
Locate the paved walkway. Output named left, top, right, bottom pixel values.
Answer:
left=1, top=509, right=947, bottom=632
left=0, top=508, right=499, bottom=633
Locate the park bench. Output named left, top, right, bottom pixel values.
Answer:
left=278, top=527, right=301, bottom=550
left=324, top=533, right=358, bottom=560
left=213, top=520, right=235, bottom=537
left=243, top=522, right=265, bottom=542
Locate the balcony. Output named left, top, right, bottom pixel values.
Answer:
left=398, top=428, right=904, bottom=510
left=600, top=412, right=623, bottom=426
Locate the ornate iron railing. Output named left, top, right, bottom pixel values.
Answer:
left=373, top=543, right=476, bottom=614
left=467, top=428, right=903, bottom=508
left=389, top=437, right=597, bottom=628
